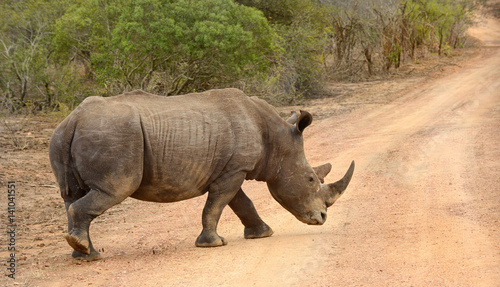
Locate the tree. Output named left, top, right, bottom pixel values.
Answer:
left=53, top=0, right=276, bottom=96
left=237, top=0, right=332, bottom=99
left=0, top=0, right=74, bottom=110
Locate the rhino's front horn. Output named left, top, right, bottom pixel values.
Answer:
left=324, top=161, right=355, bottom=207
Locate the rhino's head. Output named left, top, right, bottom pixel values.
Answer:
left=266, top=111, right=355, bottom=225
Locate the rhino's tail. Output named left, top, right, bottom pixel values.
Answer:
left=51, top=114, right=86, bottom=203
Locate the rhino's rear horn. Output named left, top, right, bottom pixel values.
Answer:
left=313, top=163, right=332, bottom=183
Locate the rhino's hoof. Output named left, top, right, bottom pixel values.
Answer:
left=72, top=250, right=101, bottom=261
left=65, top=233, right=90, bottom=255
left=244, top=224, right=274, bottom=239
left=195, top=233, right=228, bottom=247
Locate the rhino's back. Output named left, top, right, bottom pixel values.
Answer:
left=54, top=88, right=278, bottom=202
left=104, top=89, right=270, bottom=202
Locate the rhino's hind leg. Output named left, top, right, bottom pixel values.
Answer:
left=71, top=243, right=101, bottom=261
left=65, top=187, right=128, bottom=258
left=66, top=204, right=100, bottom=261
left=229, top=189, right=273, bottom=239
left=65, top=231, right=90, bottom=255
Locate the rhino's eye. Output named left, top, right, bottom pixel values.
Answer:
left=308, top=176, right=314, bottom=182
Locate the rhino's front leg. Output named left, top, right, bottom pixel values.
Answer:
left=229, top=189, right=274, bottom=239
left=196, top=172, right=245, bottom=247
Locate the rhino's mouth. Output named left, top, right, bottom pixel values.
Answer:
left=297, top=211, right=327, bottom=225
left=267, top=184, right=327, bottom=225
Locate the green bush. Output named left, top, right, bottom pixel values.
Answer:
left=236, top=0, right=331, bottom=100
left=53, top=0, right=276, bottom=97
left=0, top=0, right=487, bottom=111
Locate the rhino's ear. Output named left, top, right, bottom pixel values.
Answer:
left=296, top=110, right=312, bottom=134
left=313, top=163, right=332, bottom=183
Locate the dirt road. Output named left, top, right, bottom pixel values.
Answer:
left=304, top=32, right=500, bottom=287
left=1, top=5, right=499, bottom=287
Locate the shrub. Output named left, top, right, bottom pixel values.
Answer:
left=53, top=0, right=276, bottom=96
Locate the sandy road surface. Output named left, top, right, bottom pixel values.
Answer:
left=302, top=11, right=500, bottom=286
left=298, top=11, right=500, bottom=286
left=1, top=5, right=500, bottom=287
left=244, top=8, right=500, bottom=285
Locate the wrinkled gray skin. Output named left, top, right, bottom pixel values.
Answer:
left=49, top=88, right=354, bottom=261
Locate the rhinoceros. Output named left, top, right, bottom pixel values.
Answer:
left=49, top=88, right=354, bottom=261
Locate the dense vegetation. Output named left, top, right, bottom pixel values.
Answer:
left=0, top=0, right=486, bottom=112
